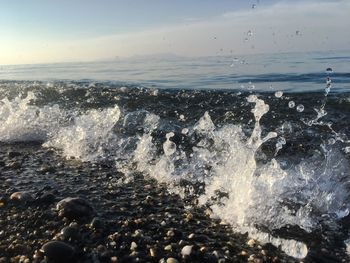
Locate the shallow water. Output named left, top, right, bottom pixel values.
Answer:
left=1, top=51, right=350, bottom=261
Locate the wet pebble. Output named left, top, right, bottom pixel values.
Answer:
left=166, top=258, right=179, bottom=263
left=59, top=226, right=79, bottom=241
left=10, top=191, right=33, bottom=202
left=41, top=241, right=75, bottom=263
left=181, top=245, right=193, bottom=257
left=56, top=197, right=95, bottom=220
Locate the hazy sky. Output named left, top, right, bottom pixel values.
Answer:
left=1, top=0, right=349, bottom=65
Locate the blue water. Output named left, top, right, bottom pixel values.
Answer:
left=1, top=50, right=349, bottom=92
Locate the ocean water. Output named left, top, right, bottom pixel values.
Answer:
left=1, top=50, right=350, bottom=260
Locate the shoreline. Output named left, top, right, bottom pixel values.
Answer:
left=0, top=143, right=298, bottom=263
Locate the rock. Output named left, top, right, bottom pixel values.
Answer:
left=56, top=197, right=95, bottom=220
left=41, top=241, right=75, bottom=263
left=60, top=226, right=79, bottom=241
left=181, top=245, right=193, bottom=257
left=164, top=245, right=172, bottom=251
left=10, top=191, right=33, bottom=202
left=37, top=192, right=56, bottom=204
left=247, top=238, right=256, bottom=247
left=149, top=248, right=156, bottom=257
left=240, top=250, right=248, bottom=257
left=0, top=196, right=6, bottom=208
left=130, top=241, right=138, bottom=251
left=166, top=258, right=179, bottom=263
left=8, top=151, right=21, bottom=158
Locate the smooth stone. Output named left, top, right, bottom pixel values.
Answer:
left=166, top=258, right=179, bottom=263
left=181, top=245, right=193, bottom=257
left=149, top=248, right=156, bottom=257
left=10, top=192, right=33, bottom=202
left=60, top=226, right=79, bottom=240
left=41, top=241, right=75, bottom=262
left=56, top=197, right=95, bottom=220
left=130, top=241, right=138, bottom=251
left=247, top=238, right=256, bottom=247
left=164, top=245, right=172, bottom=251
left=0, top=196, right=6, bottom=208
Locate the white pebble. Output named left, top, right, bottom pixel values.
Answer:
left=130, top=241, right=137, bottom=250
left=181, top=245, right=193, bottom=257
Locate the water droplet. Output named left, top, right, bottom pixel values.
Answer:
left=326, top=67, right=333, bottom=74
left=296, top=104, right=304, bottom=112
left=344, top=146, right=350, bottom=153
left=181, top=128, right=189, bottom=135
left=328, top=138, right=336, bottom=145
left=252, top=4, right=256, bottom=9
left=248, top=82, right=255, bottom=90
left=282, top=121, right=293, bottom=133
left=247, top=30, right=253, bottom=37
left=288, top=101, right=295, bottom=108
left=275, top=91, right=283, bottom=98
left=295, top=30, right=301, bottom=36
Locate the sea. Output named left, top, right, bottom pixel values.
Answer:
left=1, top=50, right=350, bottom=260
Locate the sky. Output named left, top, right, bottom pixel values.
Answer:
left=0, top=0, right=349, bottom=65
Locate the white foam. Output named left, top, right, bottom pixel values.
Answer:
left=0, top=92, right=63, bottom=142
left=132, top=95, right=350, bottom=259
left=44, top=105, right=120, bottom=162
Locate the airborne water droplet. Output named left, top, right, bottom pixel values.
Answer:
left=296, top=104, right=304, bottom=112
left=288, top=101, right=295, bottom=108
left=275, top=91, right=283, bottom=98
left=326, top=67, right=333, bottom=74
left=328, top=138, right=336, bottom=145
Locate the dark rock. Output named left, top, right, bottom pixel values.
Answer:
left=10, top=191, right=33, bottom=202
left=56, top=197, right=95, bottom=220
left=37, top=192, right=56, bottom=204
left=60, top=226, right=79, bottom=241
left=41, top=241, right=75, bottom=263
left=8, top=151, right=21, bottom=158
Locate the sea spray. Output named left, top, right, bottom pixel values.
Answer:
left=44, top=105, right=121, bottom=162
left=0, top=92, right=63, bottom=142
left=133, top=94, right=350, bottom=258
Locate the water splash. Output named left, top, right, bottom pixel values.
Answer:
left=132, top=95, right=350, bottom=259
left=44, top=106, right=121, bottom=162
left=0, top=92, right=63, bottom=142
